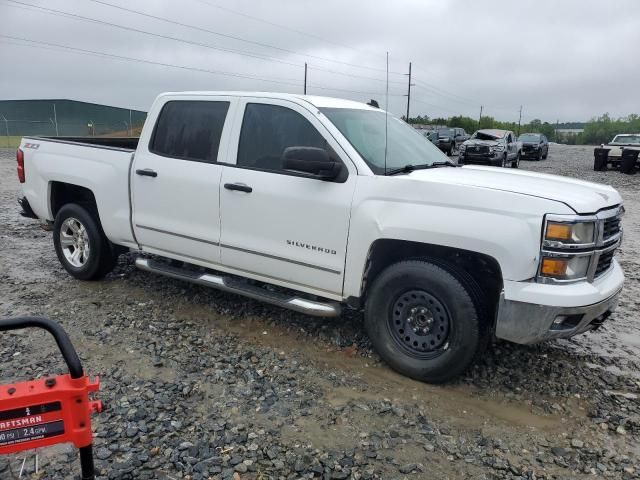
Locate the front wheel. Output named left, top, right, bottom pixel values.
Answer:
left=511, top=152, right=520, bottom=168
left=53, top=203, right=118, bottom=280
left=364, top=260, right=485, bottom=383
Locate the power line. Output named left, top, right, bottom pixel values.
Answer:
left=190, top=0, right=386, bottom=60
left=0, top=35, right=401, bottom=98
left=6, top=0, right=408, bottom=87
left=57, top=0, right=404, bottom=76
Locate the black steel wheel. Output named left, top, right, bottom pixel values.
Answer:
left=388, top=290, right=451, bottom=359
left=364, top=260, right=487, bottom=383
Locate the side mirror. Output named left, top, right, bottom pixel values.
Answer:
left=283, top=147, right=342, bottom=181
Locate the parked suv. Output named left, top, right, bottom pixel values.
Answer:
left=459, top=129, right=522, bottom=168
left=435, top=127, right=456, bottom=155
left=519, top=133, right=549, bottom=161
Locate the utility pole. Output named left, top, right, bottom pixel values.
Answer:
left=303, top=63, right=307, bottom=95
left=53, top=103, right=59, bottom=136
left=478, top=105, right=483, bottom=126
left=555, top=119, right=559, bottom=143
left=404, top=62, right=414, bottom=122
left=129, top=109, right=132, bottom=137
left=517, top=106, right=522, bottom=136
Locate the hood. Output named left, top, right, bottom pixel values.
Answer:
left=464, top=139, right=499, bottom=147
left=405, top=165, right=622, bottom=214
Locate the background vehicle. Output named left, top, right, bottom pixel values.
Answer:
left=519, top=133, right=549, bottom=160
left=593, top=134, right=640, bottom=172
left=435, top=127, right=456, bottom=155
left=16, top=92, right=624, bottom=384
left=459, top=129, right=522, bottom=167
left=422, top=130, right=439, bottom=145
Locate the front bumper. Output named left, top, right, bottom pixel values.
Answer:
left=459, top=152, right=501, bottom=165
left=495, top=260, right=624, bottom=344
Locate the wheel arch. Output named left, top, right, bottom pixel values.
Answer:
left=49, top=181, right=101, bottom=223
left=358, top=239, right=503, bottom=327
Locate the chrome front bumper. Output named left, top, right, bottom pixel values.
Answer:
left=495, top=288, right=622, bottom=344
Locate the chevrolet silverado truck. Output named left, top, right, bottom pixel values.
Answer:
left=16, top=92, right=625, bottom=383
left=459, top=129, right=522, bottom=168
left=593, top=134, right=640, bottom=173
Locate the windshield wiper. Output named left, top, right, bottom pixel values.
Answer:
left=385, top=161, right=457, bottom=176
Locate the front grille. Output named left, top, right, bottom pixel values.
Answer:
left=523, top=144, right=537, bottom=152
left=595, top=249, right=615, bottom=277
left=467, top=145, right=490, bottom=155
left=602, top=216, right=621, bottom=241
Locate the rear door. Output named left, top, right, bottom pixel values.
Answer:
left=131, top=96, right=236, bottom=265
left=218, top=98, right=357, bottom=298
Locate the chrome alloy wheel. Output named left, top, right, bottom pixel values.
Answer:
left=59, top=217, right=90, bottom=267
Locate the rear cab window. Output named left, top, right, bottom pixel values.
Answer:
left=150, top=100, right=230, bottom=163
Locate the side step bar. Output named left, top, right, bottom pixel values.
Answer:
left=135, top=257, right=341, bottom=317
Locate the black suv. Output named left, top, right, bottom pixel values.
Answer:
left=519, top=133, right=549, bottom=161
left=436, top=127, right=468, bottom=156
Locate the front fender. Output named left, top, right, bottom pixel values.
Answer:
left=343, top=175, right=573, bottom=298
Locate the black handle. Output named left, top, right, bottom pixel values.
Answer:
left=224, top=183, right=252, bottom=193
left=0, top=316, right=83, bottom=378
left=136, top=168, right=158, bottom=178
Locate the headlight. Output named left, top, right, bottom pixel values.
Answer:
left=544, top=220, right=595, bottom=246
left=539, top=254, right=591, bottom=281
left=493, top=144, right=505, bottom=151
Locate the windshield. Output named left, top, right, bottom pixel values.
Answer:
left=320, top=108, right=446, bottom=174
left=519, top=134, right=541, bottom=142
left=437, top=128, right=453, bottom=138
left=471, top=130, right=503, bottom=141
left=612, top=135, right=640, bottom=145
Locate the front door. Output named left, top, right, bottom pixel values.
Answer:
left=132, top=97, right=236, bottom=265
left=219, top=99, right=357, bottom=298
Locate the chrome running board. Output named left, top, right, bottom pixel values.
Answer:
left=135, top=257, right=341, bottom=317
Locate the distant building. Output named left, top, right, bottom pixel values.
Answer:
left=0, top=99, right=147, bottom=137
left=556, top=128, right=584, bottom=135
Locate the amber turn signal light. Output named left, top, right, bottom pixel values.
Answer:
left=540, top=258, right=568, bottom=277
left=545, top=223, right=572, bottom=241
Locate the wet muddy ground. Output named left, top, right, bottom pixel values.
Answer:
left=0, top=145, right=638, bottom=479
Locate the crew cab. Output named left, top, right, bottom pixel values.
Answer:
left=16, top=92, right=625, bottom=383
left=459, top=129, right=522, bottom=168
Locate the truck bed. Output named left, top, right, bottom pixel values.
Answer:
left=28, top=136, right=139, bottom=151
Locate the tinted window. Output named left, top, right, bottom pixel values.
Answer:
left=237, top=103, right=327, bottom=172
left=150, top=100, right=230, bottom=163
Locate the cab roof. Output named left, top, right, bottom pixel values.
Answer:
left=158, top=91, right=381, bottom=111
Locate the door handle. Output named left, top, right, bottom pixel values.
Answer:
left=136, top=168, right=158, bottom=178
left=224, top=183, right=252, bottom=193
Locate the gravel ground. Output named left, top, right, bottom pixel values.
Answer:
left=1, top=144, right=639, bottom=479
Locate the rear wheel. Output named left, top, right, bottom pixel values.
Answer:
left=53, top=203, right=118, bottom=280
left=364, top=260, right=485, bottom=383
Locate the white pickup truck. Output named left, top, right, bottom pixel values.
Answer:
left=16, top=91, right=625, bottom=383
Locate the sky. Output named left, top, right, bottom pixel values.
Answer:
left=0, top=0, right=638, bottom=123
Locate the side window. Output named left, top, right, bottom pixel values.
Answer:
left=150, top=100, right=230, bottom=163
left=237, top=103, right=328, bottom=172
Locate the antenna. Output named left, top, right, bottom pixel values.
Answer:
left=384, top=51, right=389, bottom=175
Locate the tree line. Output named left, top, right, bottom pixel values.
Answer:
left=404, top=113, right=640, bottom=145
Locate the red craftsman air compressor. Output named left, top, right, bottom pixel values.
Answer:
left=0, top=316, right=101, bottom=479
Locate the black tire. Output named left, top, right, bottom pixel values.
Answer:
left=620, top=155, right=636, bottom=174
left=53, top=203, right=118, bottom=280
left=542, top=148, right=548, bottom=159
left=447, top=146, right=453, bottom=156
left=364, top=260, right=485, bottom=383
left=501, top=154, right=508, bottom=167
left=593, top=156, right=606, bottom=171
left=537, top=151, right=543, bottom=161
left=511, top=152, right=520, bottom=168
